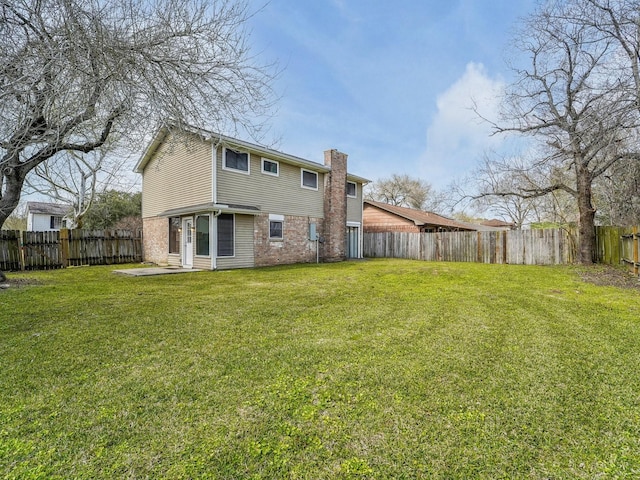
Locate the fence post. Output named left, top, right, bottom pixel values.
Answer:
left=19, top=231, right=26, bottom=271
left=502, top=230, right=508, bottom=264
left=60, top=228, right=69, bottom=268
left=634, top=226, right=638, bottom=277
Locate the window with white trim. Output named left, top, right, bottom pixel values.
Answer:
left=169, top=217, right=180, bottom=254
left=50, top=216, right=63, bottom=229
left=261, top=158, right=279, bottom=176
left=269, top=214, right=284, bottom=240
left=217, top=214, right=234, bottom=257
left=195, top=215, right=210, bottom=256
left=346, top=181, right=357, bottom=198
left=223, top=148, right=249, bottom=173
left=301, top=169, right=318, bottom=190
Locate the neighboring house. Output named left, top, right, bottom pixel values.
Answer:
left=363, top=200, right=479, bottom=233
left=26, top=202, right=71, bottom=231
left=481, top=219, right=516, bottom=230
left=136, top=126, right=370, bottom=270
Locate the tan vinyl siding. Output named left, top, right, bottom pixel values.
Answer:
left=168, top=253, right=181, bottom=267
left=142, top=132, right=212, bottom=218
left=216, top=214, right=254, bottom=269
left=347, top=182, right=363, bottom=223
left=216, top=146, right=325, bottom=218
left=193, top=256, right=211, bottom=270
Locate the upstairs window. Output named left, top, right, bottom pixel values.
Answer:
left=347, top=181, right=357, bottom=198
left=261, top=158, right=279, bottom=176
left=223, top=148, right=249, bottom=173
left=301, top=169, right=318, bottom=190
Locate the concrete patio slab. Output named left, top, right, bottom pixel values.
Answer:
left=113, top=267, right=203, bottom=277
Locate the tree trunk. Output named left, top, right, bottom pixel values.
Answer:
left=576, top=169, right=597, bottom=264
left=0, top=167, right=25, bottom=229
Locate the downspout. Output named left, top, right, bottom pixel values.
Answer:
left=359, top=183, right=366, bottom=258
left=211, top=209, right=222, bottom=270
left=211, top=138, right=219, bottom=205
left=211, top=139, right=220, bottom=270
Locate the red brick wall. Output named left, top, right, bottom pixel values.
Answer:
left=254, top=214, right=324, bottom=267
left=142, top=217, right=169, bottom=265
left=323, top=149, right=348, bottom=262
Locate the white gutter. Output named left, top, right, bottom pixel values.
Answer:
left=211, top=209, right=221, bottom=270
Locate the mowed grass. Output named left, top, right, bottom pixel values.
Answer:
left=1, top=259, right=640, bottom=479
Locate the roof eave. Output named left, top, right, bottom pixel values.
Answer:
left=158, top=203, right=261, bottom=217
left=135, top=123, right=369, bottom=180
left=134, top=127, right=170, bottom=173
left=347, top=173, right=371, bottom=184
left=210, top=133, right=332, bottom=173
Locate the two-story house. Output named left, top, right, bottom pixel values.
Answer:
left=136, top=126, right=369, bottom=270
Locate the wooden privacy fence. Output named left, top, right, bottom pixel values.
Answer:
left=21, top=230, right=62, bottom=270
left=0, top=229, right=142, bottom=271
left=596, top=226, right=639, bottom=276
left=364, top=229, right=577, bottom=265
left=0, top=230, right=22, bottom=271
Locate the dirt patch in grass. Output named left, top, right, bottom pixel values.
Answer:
left=0, top=273, right=41, bottom=290
left=577, top=264, right=640, bottom=290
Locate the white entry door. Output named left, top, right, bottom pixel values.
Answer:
left=182, top=217, right=193, bottom=268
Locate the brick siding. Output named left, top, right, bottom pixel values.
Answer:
left=322, top=149, right=348, bottom=262
left=254, top=214, right=324, bottom=266
left=142, top=216, right=169, bottom=265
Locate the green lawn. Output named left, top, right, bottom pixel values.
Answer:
left=1, top=259, right=639, bottom=479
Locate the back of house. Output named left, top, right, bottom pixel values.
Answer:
left=136, top=126, right=369, bottom=270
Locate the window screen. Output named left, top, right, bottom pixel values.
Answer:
left=302, top=170, right=318, bottom=189
left=196, top=215, right=210, bottom=256
left=225, top=149, right=249, bottom=172
left=269, top=220, right=283, bottom=239
left=217, top=214, right=234, bottom=257
left=169, top=217, right=180, bottom=254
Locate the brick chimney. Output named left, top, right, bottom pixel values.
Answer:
left=323, top=149, right=348, bottom=262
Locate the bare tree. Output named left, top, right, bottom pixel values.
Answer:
left=478, top=0, right=640, bottom=263
left=472, top=154, right=543, bottom=229
left=585, top=0, right=640, bottom=111
left=0, top=202, right=27, bottom=230
left=365, top=174, right=446, bottom=212
left=582, top=0, right=640, bottom=226
left=25, top=144, right=136, bottom=227
left=0, top=0, right=276, bottom=231
left=594, top=157, right=640, bottom=225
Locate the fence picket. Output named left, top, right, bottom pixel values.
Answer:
left=0, top=229, right=142, bottom=271
left=364, top=229, right=580, bottom=266
left=0, top=231, right=22, bottom=271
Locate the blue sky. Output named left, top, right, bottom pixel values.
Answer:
left=248, top=0, right=538, bottom=189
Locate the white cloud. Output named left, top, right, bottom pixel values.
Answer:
left=421, top=62, right=506, bottom=187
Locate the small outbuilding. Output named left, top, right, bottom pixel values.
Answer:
left=26, top=202, right=71, bottom=231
